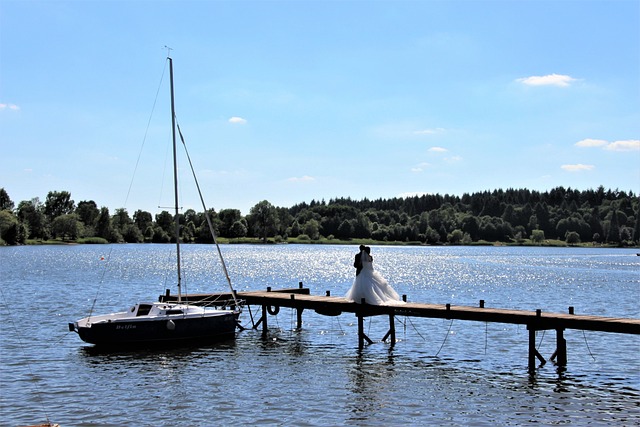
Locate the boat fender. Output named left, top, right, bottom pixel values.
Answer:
left=166, top=320, right=176, bottom=331
left=267, top=305, right=280, bottom=316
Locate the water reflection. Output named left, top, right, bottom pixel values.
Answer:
left=346, top=350, right=398, bottom=421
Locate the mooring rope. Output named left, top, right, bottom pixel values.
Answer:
left=485, top=322, right=488, bottom=354
left=335, top=314, right=345, bottom=335
left=402, top=315, right=426, bottom=341
left=582, top=330, right=597, bottom=361
left=435, top=319, right=454, bottom=357
left=537, top=329, right=546, bottom=349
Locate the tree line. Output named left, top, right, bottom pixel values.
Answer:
left=0, top=186, right=638, bottom=246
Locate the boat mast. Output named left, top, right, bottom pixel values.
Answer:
left=169, top=56, right=182, bottom=302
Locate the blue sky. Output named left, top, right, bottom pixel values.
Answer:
left=2, top=0, right=639, bottom=216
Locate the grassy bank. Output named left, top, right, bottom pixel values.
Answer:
left=20, top=236, right=637, bottom=248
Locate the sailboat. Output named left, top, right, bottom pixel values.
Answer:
left=69, top=56, right=242, bottom=347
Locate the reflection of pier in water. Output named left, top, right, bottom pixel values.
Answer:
left=160, top=282, right=640, bottom=372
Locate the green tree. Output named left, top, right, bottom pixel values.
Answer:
left=218, top=209, right=242, bottom=237
left=17, top=198, right=48, bottom=240
left=633, top=202, right=640, bottom=243
left=424, top=226, right=440, bottom=244
left=303, top=219, right=321, bottom=240
left=133, top=210, right=153, bottom=235
left=44, top=191, right=75, bottom=221
left=289, top=220, right=302, bottom=237
left=336, top=220, right=354, bottom=239
left=565, top=231, right=580, bottom=245
left=448, top=229, right=464, bottom=244
left=0, top=210, right=20, bottom=244
left=249, top=200, right=278, bottom=243
left=152, top=226, right=171, bottom=243
left=530, top=229, right=545, bottom=244
left=230, top=220, right=248, bottom=238
left=606, top=209, right=621, bottom=244
left=51, top=214, right=82, bottom=241
left=0, top=188, right=15, bottom=211
left=155, top=211, right=175, bottom=238
left=461, top=215, right=480, bottom=241
left=112, top=208, right=133, bottom=242
left=76, top=200, right=100, bottom=229
left=95, top=207, right=117, bottom=242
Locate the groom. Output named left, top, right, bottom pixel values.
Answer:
left=354, top=245, right=366, bottom=276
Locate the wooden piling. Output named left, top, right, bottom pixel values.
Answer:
left=554, top=328, right=567, bottom=366
left=261, top=304, right=268, bottom=338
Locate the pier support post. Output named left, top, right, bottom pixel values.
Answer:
left=528, top=327, right=546, bottom=371
left=357, top=315, right=373, bottom=349
left=528, top=328, right=535, bottom=371
left=358, top=315, right=364, bottom=349
left=550, top=328, right=567, bottom=366
left=296, top=308, right=303, bottom=330
left=290, top=294, right=304, bottom=330
left=381, top=313, right=396, bottom=346
left=261, top=305, right=268, bottom=338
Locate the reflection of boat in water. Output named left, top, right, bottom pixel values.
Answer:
left=69, top=56, right=242, bottom=347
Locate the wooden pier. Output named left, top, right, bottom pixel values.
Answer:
left=160, top=283, right=640, bottom=371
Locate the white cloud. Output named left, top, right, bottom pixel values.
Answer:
left=413, top=128, right=445, bottom=135
left=517, top=74, right=577, bottom=87
left=0, top=103, right=20, bottom=111
left=287, top=175, right=315, bottom=182
left=575, top=138, right=639, bottom=151
left=604, top=139, right=640, bottom=152
left=410, top=162, right=431, bottom=172
left=428, top=146, right=448, bottom=153
left=561, top=164, right=595, bottom=172
left=228, top=116, right=247, bottom=124
left=575, top=138, right=607, bottom=148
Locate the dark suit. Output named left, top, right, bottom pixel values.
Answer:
left=354, top=252, right=363, bottom=276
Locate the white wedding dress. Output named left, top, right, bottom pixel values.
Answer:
left=345, top=250, right=404, bottom=305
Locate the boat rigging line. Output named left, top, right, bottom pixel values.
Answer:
left=174, top=117, right=241, bottom=310
left=86, top=247, right=114, bottom=320
left=123, top=58, right=168, bottom=210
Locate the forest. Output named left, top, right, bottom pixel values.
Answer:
left=0, top=186, right=638, bottom=247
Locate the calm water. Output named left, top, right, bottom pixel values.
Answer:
left=1, top=244, right=639, bottom=426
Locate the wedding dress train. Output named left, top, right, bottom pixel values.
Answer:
left=345, top=250, right=404, bottom=306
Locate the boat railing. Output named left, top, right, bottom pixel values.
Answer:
left=194, top=297, right=245, bottom=311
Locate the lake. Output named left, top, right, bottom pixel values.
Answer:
left=1, top=244, right=639, bottom=426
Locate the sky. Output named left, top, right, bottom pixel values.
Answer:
left=1, top=0, right=639, bottom=216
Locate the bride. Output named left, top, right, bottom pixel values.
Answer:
left=345, top=246, right=404, bottom=306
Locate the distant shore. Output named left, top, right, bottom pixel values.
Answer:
left=19, top=236, right=639, bottom=249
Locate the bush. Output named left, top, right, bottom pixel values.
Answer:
left=530, top=229, right=545, bottom=244
left=565, top=231, right=581, bottom=245
left=78, top=237, right=109, bottom=244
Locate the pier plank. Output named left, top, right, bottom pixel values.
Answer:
left=161, top=288, right=640, bottom=335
